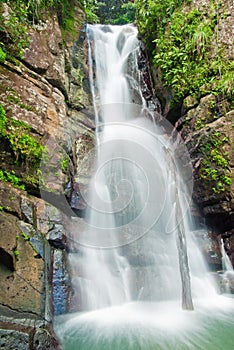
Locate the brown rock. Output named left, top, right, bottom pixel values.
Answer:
left=0, top=212, right=19, bottom=271
left=0, top=181, right=22, bottom=218
left=24, top=15, right=66, bottom=93
left=0, top=212, right=44, bottom=315
left=0, top=62, right=66, bottom=136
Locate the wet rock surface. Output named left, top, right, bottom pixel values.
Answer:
left=180, top=95, right=234, bottom=267
left=0, top=3, right=94, bottom=348
left=149, top=0, right=234, bottom=269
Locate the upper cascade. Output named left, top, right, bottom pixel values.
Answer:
left=87, top=24, right=148, bottom=121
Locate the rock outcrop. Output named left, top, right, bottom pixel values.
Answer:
left=138, top=0, right=234, bottom=268
left=0, top=3, right=94, bottom=349
left=177, top=0, right=234, bottom=267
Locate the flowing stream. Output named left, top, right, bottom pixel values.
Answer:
left=55, top=24, right=234, bottom=350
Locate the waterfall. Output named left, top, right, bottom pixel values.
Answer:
left=220, top=239, right=234, bottom=293
left=221, top=239, right=233, bottom=272
left=55, top=24, right=234, bottom=350
left=76, top=23, right=199, bottom=309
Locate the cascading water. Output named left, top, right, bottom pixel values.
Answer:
left=221, top=239, right=233, bottom=272
left=55, top=24, right=234, bottom=350
left=220, top=239, right=234, bottom=293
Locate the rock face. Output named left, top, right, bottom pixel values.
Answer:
left=141, top=0, right=234, bottom=269
left=177, top=1, right=234, bottom=267
left=0, top=3, right=94, bottom=349
left=180, top=94, right=234, bottom=267
left=0, top=182, right=61, bottom=349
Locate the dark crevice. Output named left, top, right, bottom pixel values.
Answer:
left=0, top=302, right=49, bottom=323
left=0, top=207, right=21, bottom=221
left=0, top=248, right=14, bottom=272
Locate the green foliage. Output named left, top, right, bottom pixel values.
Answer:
left=136, top=0, right=233, bottom=104
left=13, top=249, right=19, bottom=257
left=7, top=132, right=44, bottom=164
left=195, top=118, right=206, bottom=130
left=0, top=103, right=44, bottom=167
left=82, top=0, right=102, bottom=23
left=0, top=0, right=88, bottom=55
left=198, top=132, right=231, bottom=193
left=0, top=169, right=25, bottom=189
left=21, top=232, right=30, bottom=241
left=109, top=2, right=136, bottom=25
left=0, top=103, right=7, bottom=135
left=153, top=8, right=215, bottom=101
left=210, top=149, right=228, bottom=167
left=136, top=0, right=185, bottom=50
left=0, top=1, right=31, bottom=58
left=96, top=0, right=135, bottom=24
left=0, top=43, right=6, bottom=62
left=24, top=0, right=100, bottom=28
left=60, top=156, right=69, bottom=172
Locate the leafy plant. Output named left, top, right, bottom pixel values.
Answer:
left=60, top=156, right=69, bottom=172
left=82, top=0, right=102, bottom=23
left=13, top=249, right=19, bottom=257
left=21, top=232, right=30, bottom=241
left=0, top=1, right=31, bottom=58
left=0, top=103, right=7, bottom=135
left=136, top=0, right=233, bottom=104
left=0, top=104, right=44, bottom=166
left=0, top=42, right=6, bottom=62
left=7, top=132, right=44, bottom=164
left=108, top=2, right=136, bottom=24
left=195, top=118, right=206, bottom=130
left=198, top=132, right=231, bottom=194
left=0, top=169, right=25, bottom=190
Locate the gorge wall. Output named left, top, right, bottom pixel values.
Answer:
left=136, top=0, right=234, bottom=268
left=0, top=2, right=95, bottom=348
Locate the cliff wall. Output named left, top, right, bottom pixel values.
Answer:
left=136, top=0, right=234, bottom=267
left=0, top=2, right=94, bottom=348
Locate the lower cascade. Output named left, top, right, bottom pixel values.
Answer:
left=55, top=24, right=234, bottom=350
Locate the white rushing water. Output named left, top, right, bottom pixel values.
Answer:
left=55, top=24, right=234, bottom=350
left=221, top=239, right=233, bottom=272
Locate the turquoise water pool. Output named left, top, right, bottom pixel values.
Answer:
left=55, top=297, right=234, bottom=350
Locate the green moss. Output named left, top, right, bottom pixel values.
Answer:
left=60, top=156, right=70, bottom=173
left=198, top=133, right=231, bottom=193
left=0, top=103, right=7, bottom=135
left=21, top=232, right=30, bottom=241
left=0, top=169, right=25, bottom=190
left=0, top=104, right=45, bottom=191
left=195, top=117, right=206, bottom=130
left=0, top=104, right=44, bottom=165
left=13, top=249, right=19, bottom=257
left=0, top=45, right=6, bottom=63
left=8, top=132, right=44, bottom=164
left=0, top=1, right=30, bottom=58
left=5, top=89, right=36, bottom=112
